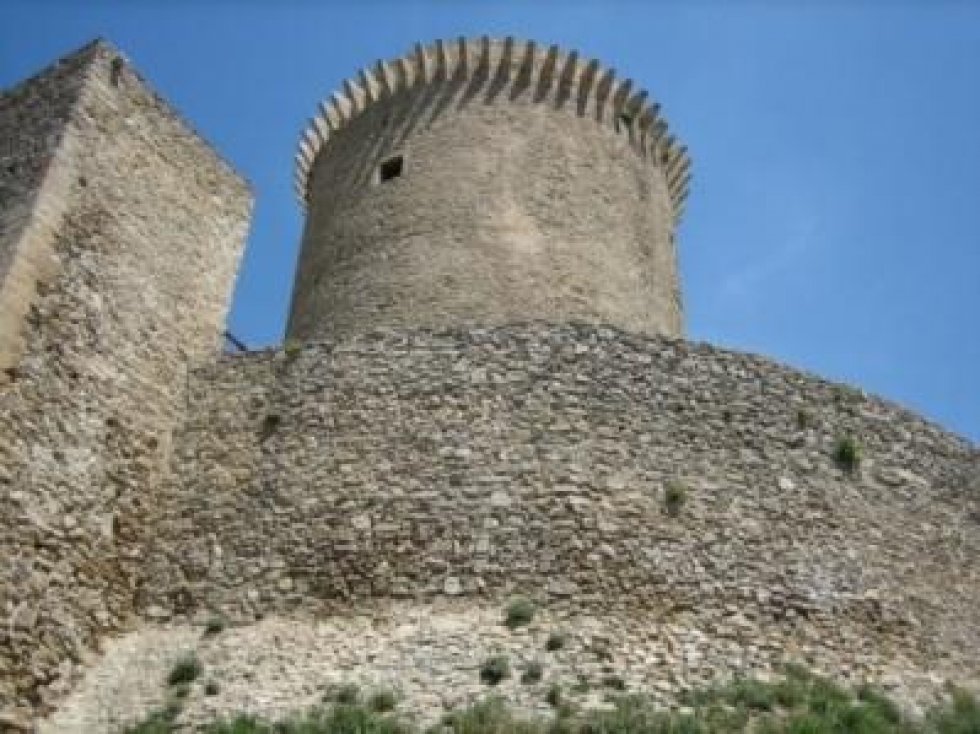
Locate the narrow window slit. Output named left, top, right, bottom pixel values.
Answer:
left=379, top=155, right=404, bottom=182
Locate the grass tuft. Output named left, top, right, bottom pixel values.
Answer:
left=521, top=660, right=544, bottom=685
left=166, top=653, right=201, bottom=686
left=545, top=631, right=568, bottom=652
left=123, top=668, right=980, bottom=734
left=283, top=339, right=303, bottom=361
left=665, top=481, right=688, bottom=516
left=333, top=682, right=361, bottom=705
left=503, top=596, right=536, bottom=629
left=479, top=655, right=511, bottom=686
left=834, top=435, right=862, bottom=473
left=203, top=615, right=226, bottom=636
left=369, top=688, right=399, bottom=713
left=546, top=684, right=563, bottom=708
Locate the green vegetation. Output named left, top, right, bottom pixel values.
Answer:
left=333, top=683, right=362, bottom=705
left=166, top=653, right=201, bottom=686
left=504, top=596, right=537, bottom=629
left=545, top=631, right=568, bottom=652
left=834, top=435, right=862, bottom=473
left=204, top=615, right=227, bottom=636
left=479, top=655, right=511, bottom=686
left=283, top=339, right=303, bottom=361
left=546, top=684, right=564, bottom=708
left=927, top=687, right=980, bottom=734
left=438, top=698, right=542, bottom=734
left=664, top=482, right=688, bottom=516
left=123, top=707, right=180, bottom=734
left=369, top=688, right=399, bottom=713
left=203, top=704, right=411, bottom=734
left=602, top=674, right=627, bottom=691
left=126, top=654, right=200, bottom=732
left=521, top=660, right=544, bottom=685
left=123, top=667, right=980, bottom=734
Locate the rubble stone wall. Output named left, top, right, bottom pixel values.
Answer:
left=0, top=41, right=251, bottom=718
left=148, top=324, right=979, bottom=693
left=0, top=45, right=90, bottom=372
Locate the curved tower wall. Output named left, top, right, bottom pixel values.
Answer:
left=287, top=38, right=691, bottom=340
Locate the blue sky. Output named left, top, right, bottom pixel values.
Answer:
left=2, top=1, right=978, bottom=442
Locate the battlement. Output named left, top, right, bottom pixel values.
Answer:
left=295, top=37, right=691, bottom=224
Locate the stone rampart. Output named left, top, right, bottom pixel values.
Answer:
left=146, top=324, right=979, bottom=695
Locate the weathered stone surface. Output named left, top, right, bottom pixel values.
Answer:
left=1, top=36, right=978, bottom=734
left=288, top=38, right=685, bottom=342
left=0, top=40, right=251, bottom=720
left=35, top=602, right=980, bottom=733
left=138, top=324, right=979, bottom=708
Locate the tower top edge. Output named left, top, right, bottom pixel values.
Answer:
left=294, top=36, right=691, bottom=223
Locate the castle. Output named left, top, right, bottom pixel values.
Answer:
left=0, top=38, right=977, bottom=732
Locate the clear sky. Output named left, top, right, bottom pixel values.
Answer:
left=2, top=1, right=978, bottom=443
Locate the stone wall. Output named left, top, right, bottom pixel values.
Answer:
left=287, top=39, right=688, bottom=341
left=147, top=324, right=979, bottom=698
left=0, top=44, right=91, bottom=372
left=0, top=41, right=251, bottom=722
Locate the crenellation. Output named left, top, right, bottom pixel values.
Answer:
left=390, top=55, right=408, bottom=95
left=575, top=57, right=599, bottom=114
left=373, top=59, right=393, bottom=97
left=432, top=39, right=448, bottom=81
left=288, top=37, right=689, bottom=341
left=413, top=41, right=430, bottom=85
left=293, top=37, right=693, bottom=219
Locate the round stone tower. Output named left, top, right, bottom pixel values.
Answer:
left=287, top=37, right=691, bottom=341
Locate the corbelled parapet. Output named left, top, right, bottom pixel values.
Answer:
left=294, top=37, right=692, bottom=220
left=287, top=37, right=691, bottom=341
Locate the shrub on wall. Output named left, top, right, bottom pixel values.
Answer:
left=203, top=615, right=226, bottom=636
left=521, top=660, right=544, bottom=685
left=834, top=435, right=862, bottom=473
left=504, top=596, right=536, bottom=629
left=368, top=688, right=399, bottom=713
left=479, top=655, right=511, bottom=686
left=545, top=631, right=568, bottom=652
left=166, top=653, right=201, bottom=686
left=125, top=668, right=980, bottom=732
left=664, top=482, right=688, bottom=516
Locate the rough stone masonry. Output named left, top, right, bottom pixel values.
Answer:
left=0, top=40, right=251, bottom=727
left=0, top=36, right=977, bottom=733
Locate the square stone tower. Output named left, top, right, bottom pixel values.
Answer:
left=0, top=40, right=251, bottom=717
